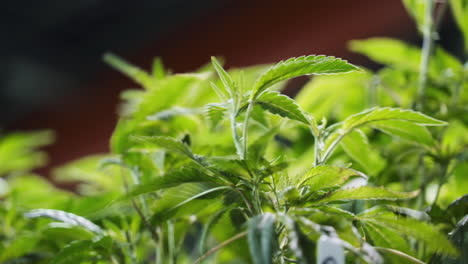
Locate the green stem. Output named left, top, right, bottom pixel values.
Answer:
left=375, top=247, right=425, bottom=264
left=241, top=101, right=254, bottom=160
left=416, top=0, right=434, bottom=110
left=193, top=231, right=248, bottom=264
left=431, top=162, right=448, bottom=208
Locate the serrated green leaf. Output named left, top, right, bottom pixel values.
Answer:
left=363, top=221, right=413, bottom=254
left=131, top=135, right=192, bottom=157
left=298, top=165, right=367, bottom=193
left=359, top=210, right=459, bottom=257
left=371, top=120, right=434, bottom=146
left=205, top=103, right=227, bottom=128
left=450, top=0, right=468, bottom=51
left=256, top=91, right=310, bottom=125
left=104, top=53, right=153, bottom=89
left=342, top=107, right=446, bottom=132
left=211, top=56, right=238, bottom=98
left=24, top=209, right=103, bottom=234
left=251, top=55, right=359, bottom=100
left=315, top=186, right=418, bottom=204
left=248, top=213, right=276, bottom=264
left=123, top=166, right=217, bottom=198
left=341, top=130, right=386, bottom=175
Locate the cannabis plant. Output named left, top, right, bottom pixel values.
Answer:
left=1, top=0, right=467, bottom=263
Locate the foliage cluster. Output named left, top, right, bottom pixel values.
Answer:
left=1, top=1, right=467, bottom=263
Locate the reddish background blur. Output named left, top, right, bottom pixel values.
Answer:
left=3, top=0, right=459, bottom=176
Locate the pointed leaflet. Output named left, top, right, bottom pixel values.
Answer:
left=248, top=213, right=276, bottom=264
left=24, top=209, right=103, bottom=235
left=103, top=53, right=153, bottom=89
left=256, top=91, right=310, bottom=125
left=298, top=165, right=367, bottom=193
left=370, top=120, right=434, bottom=147
left=204, top=103, right=227, bottom=128
left=401, top=0, right=426, bottom=33
left=211, top=56, right=238, bottom=97
left=123, top=166, right=218, bottom=199
left=315, top=186, right=418, bottom=204
left=251, top=55, right=358, bottom=100
left=131, top=135, right=192, bottom=157
left=340, top=130, right=386, bottom=176
left=358, top=209, right=459, bottom=257
left=342, top=107, right=446, bottom=132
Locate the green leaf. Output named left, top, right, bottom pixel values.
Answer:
left=316, top=186, right=418, bottom=204
left=370, top=120, right=434, bottom=146
left=199, top=208, right=230, bottom=254
left=298, top=165, right=367, bottom=193
left=359, top=210, right=459, bottom=257
left=204, top=103, right=227, bottom=128
left=450, top=0, right=468, bottom=51
left=211, top=56, right=238, bottom=98
left=131, top=135, right=192, bottom=157
left=0, top=130, right=54, bottom=175
left=342, top=107, right=446, bottom=132
left=50, top=240, right=107, bottom=264
left=256, top=91, right=310, bottom=125
left=103, top=53, right=153, bottom=88
left=123, top=166, right=217, bottom=198
left=152, top=57, right=166, bottom=80
left=146, top=106, right=202, bottom=121
left=363, top=221, right=413, bottom=255
left=350, top=38, right=421, bottom=72
left=251, top=55, right=359, bottom=100
left=341, top=130, right=386, bottom=176
left=402, top=0, right=426, bottom=32
left=24, top=209, right=103, bottom=234
left=247, top=213, right=276, bottom=264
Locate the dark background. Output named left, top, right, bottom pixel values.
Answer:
left=1, top=0, right=462, bottom=174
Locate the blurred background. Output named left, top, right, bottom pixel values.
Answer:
left=1, top=0, right=462, bottom=174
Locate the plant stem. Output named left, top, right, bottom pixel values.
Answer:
left=193, top=231, right=248, bottom=264
left=375, top=247, right=425, bottom=264
left=416, top=0, right=435, bottom=110
left=241, top=101, right=254, bottom=160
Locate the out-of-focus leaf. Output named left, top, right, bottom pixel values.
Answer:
left=247, top=213, right=276, bottom=264
left=315, top=186, right=418, bottom=204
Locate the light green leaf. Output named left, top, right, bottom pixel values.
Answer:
left=298, top=165, right=367, bottom=193
left=131, top=135, right=192, bottom=157
left=24, top=209, right=103, bottom=234
left=402, top=0, right=426, bottom=32
left=251, top=55, right=358, bottom=100
left=371, top=120, right=434, bottom=146
left=104, top=53, right=153, bottom=89
left=0, top=130, right=54, bottom=175
left=342, top=107, right=446, bottom=133
left=146, top=106, right=202, bottom=121
left=316, top=186, right=418, bottom=204
left=152, top=57, right=166, bottom=80
left=204, top=103, right=227, bottom=128
left=450, top=0, right=468, bottom=51
left=211, top=56, right=238, bottom=98
left=341, top=130, right=386, bottom=176
left=248, top=213, right=276, bottom=264
left=256, top=91, right=310, bottom=125
left=350, top=38, right=421, bottom=72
